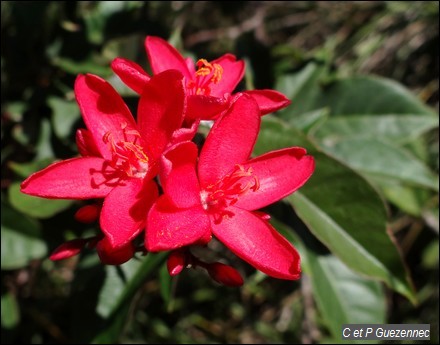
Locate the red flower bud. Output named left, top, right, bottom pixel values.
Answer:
left=75, top=204, right=100, bottom=223
left=50, top=238, right=88, bottom=261
left=207, top=262, right=244, bottom=287
left=96, top=237, right=135, bottom=265
left=167, top=249, right=187, bottom=276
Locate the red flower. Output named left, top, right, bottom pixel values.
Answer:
left=146, top=94, right=315, bottom=280
left=111, top=36, right=291, bottom=121
left=21, top=70, right=186, bottom=249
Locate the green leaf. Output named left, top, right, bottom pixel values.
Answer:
left=369, top=177, right=432, bottom=216
left=1, top=201, right=47, bottom=269
left=97, top=253, right=167, bottom=319
left=53, top=56, right=113, bottom=77
left=254, top=117, right=415, bottom=302
left=8, top=158, right=55, bottom=179
left=8, top=182, right=73, bottom=219
left=277, top=64, right=435, bottom=121
left=159, top=261, right=173, bottom=308
left=92, top=253, right=168, bottom=343
left=49, top=96, right=81, bottom=140
left=71, top=252, right=167, bottom=344
left=1, top=292, right=20, bottom=329
left=320, top=138, right=439, bottom=191
left=276, top=62, right=328, bottom=119
left=289, top=107, right=329, bottom=133
left=273, top=219, right=386, bottom=342
left=306, top=253, right=386, bottom=342
left=312, top=114, right=439, bottom=145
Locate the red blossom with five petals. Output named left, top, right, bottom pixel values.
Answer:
left=111, top=36, right=291, bottom=121
left=21, top=70, right=186, bottom=250
left=146, top=94, right=315, bottom=280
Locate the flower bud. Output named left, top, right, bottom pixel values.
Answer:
left=167, top=249, right=187, bottom=276
left=207, top=262, right=244, bottom=287
left=96, top=237, right=135, bottom=265
left=74, top=204, right=100, bottom=223
left=50, top=238, right=88, bottom=261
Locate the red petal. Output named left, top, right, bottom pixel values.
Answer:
left=212, top=207, right=301, bottom=280
left=145, top=36, right=192, bottom=79
left=186, top=94, right=230, bottom=121
left=20, top=157, right=118, bottom=199
left=74, top=74, right=139, bottom=160
left=146, top=196, right=211, bottom=252
left=185, top=57, right=196, bottom=74
left=171, top=118, right=200, bottom=144
left=209, top=54, right=245, bottom=97
left=160, top=141, right=201, bottom=209
left=111, top=57, right=151, bottom=94
left=137, top=70, right=186, bottom=162
left=101, top=178, right=158, bottom=248
left=235, top=147, right=315, bottom=210
left=198, top=93, right=260, bottom=187
left=244, top=89, right=291, bottom=115
left=49, top=238, right=88, bottom=261
left=76, top=129, right=101, bottom=157
left=96, top=237, right=136, bottom=265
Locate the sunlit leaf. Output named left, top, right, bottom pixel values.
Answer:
left=274, top=219, right=386, bottom=342
left=277, top=64, right=435, bottom=120
left=312, top=114, right=439, bottom=144
left=320, top=138, right=439, bottom=191
left=303, top=252, right=386, bottom=342
left=254, top=117, right=415, bottom=302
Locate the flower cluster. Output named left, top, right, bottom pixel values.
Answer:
left=21, top=36, right=315, bottom=286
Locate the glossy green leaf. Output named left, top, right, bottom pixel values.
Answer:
left=307, top=254, right=386, bottom=342
left=254, top=117, right=415, bottom=302
left=1, top=201, right=47, bottom=269
left=276, top=62, right=328, bottom=119
left=289, top=107, right=329, bottom=133
left=1, top=292, right=20, bottom=329
left=8, top=182, right=73, bottom=219
left=312, top=114, right=439, bottom=144
left=368, top=176, right=432, bottom=216
left=320, top=138, right=439, bottom=191
left=273, top=219, right=386, bottom=342
left=277, top=64, right=435, bottom=120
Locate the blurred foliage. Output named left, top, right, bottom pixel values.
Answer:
left=1, top=1, right=438, bottom=344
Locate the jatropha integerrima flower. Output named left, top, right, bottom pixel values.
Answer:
left=112, top=36, right=291, bottom=122
left=20, top=35, right=315, bottom=286
left=146, top=94, right=315, bottom=280
left=21, top=70, right=186, bottom=263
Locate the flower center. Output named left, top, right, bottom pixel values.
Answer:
left=186, top=59, right=223, bottom=96
left=103, top=123, right=149, bottom=178
left=200, top=164, right=259, bottom=223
